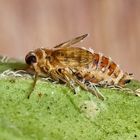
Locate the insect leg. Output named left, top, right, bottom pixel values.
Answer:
left=75, top=78, right=104, bottom=100
left=59, top=69, right=104, bottom=100
left=27, top=69, right=66, bottom=99
left=49, top=69, right=81, bottom=113
left=27, top=72, right=38, bottom=99
left=108, top=85, right=140, bottom=97
left=54, top=68, right=78, bottom=94
left=50, top=69, right=78, bottom=94
left=50, top=69, right=67, bottom=83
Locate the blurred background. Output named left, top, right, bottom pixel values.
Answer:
left=0, top=0, right=140, bottom=79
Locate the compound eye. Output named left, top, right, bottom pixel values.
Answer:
left=25, top=54, right=37, bottom=65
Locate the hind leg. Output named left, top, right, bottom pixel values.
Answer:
left=55, top=68, right=104, bottom=100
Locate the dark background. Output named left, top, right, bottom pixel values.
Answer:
left=0, top=0, right=139, bottom=79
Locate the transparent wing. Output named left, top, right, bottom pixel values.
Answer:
left=54, top=34, right=88, bottom=48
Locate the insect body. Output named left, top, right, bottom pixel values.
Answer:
left=25, top=34, right=132, bottom=100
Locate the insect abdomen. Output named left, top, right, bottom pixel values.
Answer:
left=75, top=52, right=131, bottom=87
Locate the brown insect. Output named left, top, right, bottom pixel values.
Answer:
left=25, top=34, right=132, bottom=100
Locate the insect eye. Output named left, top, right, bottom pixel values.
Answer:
left=25, top=54, right=37, bottom=65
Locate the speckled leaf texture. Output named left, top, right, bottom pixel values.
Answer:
left=0, top=59, right=140, bottom=140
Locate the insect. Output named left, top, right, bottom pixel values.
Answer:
left=25, top=34, right=132, bottom=100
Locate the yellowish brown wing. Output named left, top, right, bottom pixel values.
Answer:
left=54, top=34, right=88, bottom=48
left=52, top=47, right=93, bottom=67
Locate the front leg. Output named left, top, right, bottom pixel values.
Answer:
left=27, top=72, right=39, bottom=99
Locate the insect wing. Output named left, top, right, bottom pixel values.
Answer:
left=54, top=34, right=88, bottom=48
left=52, top=47, right=93, bottom=67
